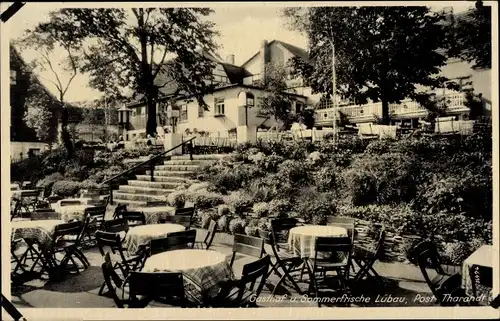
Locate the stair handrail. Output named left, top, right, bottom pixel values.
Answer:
left=100, top=136, right=196, bottom=204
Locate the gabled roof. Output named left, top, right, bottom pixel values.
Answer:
left=241, top=39, right=310, bottom=67
left=220, top=62, right=252, bottom=83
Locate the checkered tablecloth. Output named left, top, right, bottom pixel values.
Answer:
left=288, top=225, right=348, bottom=258
left=123, top=224, right=186, bottom=254
left=462, top=245, right=493, bottom=303
left=11, top=220, right=64, bottom=250
left=51, top=202, right=94, bottom=222
left=135, top=206, right=176, bottom=224
left=142, top=249, right=234, bottom=304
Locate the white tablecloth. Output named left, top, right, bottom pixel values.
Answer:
left=11, top=220, right=64, bottom=249
left=123, top=224, right=185, bottom=254
left=135, top=206, right=176, bottom=224
left=142, top=249, right=234, bottom=304
left=462, top=245, right=493, bottom=303
left=288, top=225, right=348, bottom=258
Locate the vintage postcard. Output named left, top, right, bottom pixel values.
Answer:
left=1, top=1, right=498, bottom=320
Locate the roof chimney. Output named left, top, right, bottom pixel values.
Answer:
left=226, top=54, right=235, bottom=65
left=260, top=40, right=269, bottom=81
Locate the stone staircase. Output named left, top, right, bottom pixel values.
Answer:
left=112, top=154, right=226, bottom=207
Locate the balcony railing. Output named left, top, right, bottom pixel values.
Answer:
left=315, top=92, right=468, bottom=123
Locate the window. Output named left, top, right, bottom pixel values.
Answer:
left=215, top=98, right=225, bottom=116
left=180, top=104, right=188, bottom=121
left=198, top=105, right=204, bottom=118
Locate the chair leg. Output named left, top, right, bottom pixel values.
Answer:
left=98, top=281, right=107, bottom=296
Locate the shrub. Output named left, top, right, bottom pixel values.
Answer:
left=207, top=164, right=263, bottom=194
left=257, top=217, right=271, bottom=232
left=293, top=189, right=336, bottom=225
left=225, top=190, right=254, bottom=216
left=187, top=182, right=211, bottom=193
left=255, top=154, right=285, bottom=173
left=80, top=179, right=100, bottom=191
left=36, top=172, right=64, bottom=195
left=64, top=162, right=90, bottom=181
left=252, top=202, right=269, bottom=218
left=52, top=180, right=82, bottom=197
left=217, top=215, right=230, bottom=232
left=200, top=209, right=219, bottom=229
left=441, top=241, right=473, bottom=266
left=229, top=218, right=247, bottom=235
left=276, top=160, right=311, bottom=186
left=167, top=190, right=186, bottom=208
left=306, top=151, right=325, bottom=167
left=314, top=162, right=341, bottom=194
left=247, top=177, right=280, bottom=203
left=245, top=225, right=260, bottom=237
left=218, top=204, right=231, bottom=217
left=188, top=189, right=224, bottom=210
left=267, top=198, right=293, bottom=218
left=341, top=153, right=420, bottom=206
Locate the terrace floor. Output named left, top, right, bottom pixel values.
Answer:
left=10, top=228, right=447, bottom=309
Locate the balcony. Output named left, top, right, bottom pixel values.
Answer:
left=315, top=92, right=469, bottom=125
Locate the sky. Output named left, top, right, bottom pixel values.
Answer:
left=4, top=2, right=475, bottom=103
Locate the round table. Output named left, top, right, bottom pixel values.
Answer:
left=135, top=206, right=176, bottom=224
left=11, top=219, right=64, bottom=250
left=142, top=249, right=234, bottom=304
left=123, top=224, right=185, bottom=254
left=51, top=200, right=94, bottom=222
left=288, top=225, right=348, bottom=258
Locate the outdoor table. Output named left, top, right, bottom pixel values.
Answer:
left=288, top=225, right=348, bottom=258
left=11, top=220, right=64, bottom=276
left=122, top=223, right=186, bottom=254
left=135, top=206, right=176, bottom=224
left=51, top=200, right=94, bottom=222
left=142, top=249, right=234, bottom=305
left=461, top=244, right=493, bottom=304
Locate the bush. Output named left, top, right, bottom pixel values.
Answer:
left=245, top=225, right=260, bottom=237
left=257, top=217, right=271, bottom=232
left=255, top=154, right=285, bottom=173
left=207, top=164, right=264, bottom=194
left=341, top=153, right=420, bottom=206
left=293, top=189, right=336, bottom=225
left=252, top=202, right=269, bottom=218
left=199, top=209, right=219, bottom=229
left=217, top=215, right=231, bottom=232
left=64, top=162, right=90, bottom=181
left=187, top=182, right=211, bottom=193
left=229, top=218, right=247, bottom=235
left=225, top=190, right=254, bottom=216
left=52, top=180, right=82, bottom=197
left=276, top=160, right=311, bottom=186
left=267, top=198, right=293, bottom=218
left=36, top=172, right=64, bottom=196
left=218, top=204, right=231, bottom=217
left=80, top=179, right=99, bottom=191
left=167, top=190, right=186, bottom=208
left=314, top=162, right=341, bottom=194
left=247, top=177, right=280, bottom=203
left=188, top=189, right=224, bottom=210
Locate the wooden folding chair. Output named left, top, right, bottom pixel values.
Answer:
left=113, top=204, right=127, bottom=219
left=127, top=271, right=188, bottom=308
left=160, top=215, right=192, bottom=230
left=229, top=234, right=265, bottom=269
left=102, top=218, right=129, bottom=234
left=352, top=223, right=385, bottom=282
left=149, top=229, right=197, bottom=255
left=120, top=211, right=146, bottom=227
left=52, top=219, right=90, bottom=275
left=195, top=219, right=217, bottom=250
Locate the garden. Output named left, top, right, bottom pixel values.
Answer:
left=166, top=128, right=493, bottom=266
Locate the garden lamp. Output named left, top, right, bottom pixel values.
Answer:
left=238, top=91, right=255, bottom=126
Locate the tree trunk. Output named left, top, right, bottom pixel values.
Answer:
left=381, top=99, right=390, bottom=125
left=146, top=95, right=157, bottom=136
left=59, top=101, right=74, bottom=157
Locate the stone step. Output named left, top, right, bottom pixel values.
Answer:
left=128, top=180, right=184, bottom=189
left=111, top=199, right=148, bottom=207
left=112, top=192, right=167, bottom=202
left=136, top=175, right=193, bottom=182
left=163, top=159, right=215, bottom=165
left=118, top=185, right=175, bottom=196
left=170, top=154, right=228, bottom=160
left=154, top=164, right=200, bottom=171
left=145, top=170, right=195, bottom=177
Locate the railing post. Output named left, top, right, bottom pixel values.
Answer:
left=150, top=159, right=155, bottom=182
left=189, top=141, right=193, bottom=161
left=109, top=185, right=114, bottom=205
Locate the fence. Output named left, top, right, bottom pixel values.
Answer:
left=434, top=119, right=475, bottom=135
left=183, top=135, right=237, bottom=154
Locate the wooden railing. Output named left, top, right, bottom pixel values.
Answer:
left=100, top=136, right=196, bottom=205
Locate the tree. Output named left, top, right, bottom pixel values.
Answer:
left=446, top=1, right=491, bottom=70
left=34, top=8, right=219, bottom=136
left=258, top=62, right=297, bottom=130
left=81, top=105, right=105, bottom=142
left=284, top=6, right=459, bottom=125
left=24, top=84, right=59, bottom=146
left=16, top=21, right=83, bottom=156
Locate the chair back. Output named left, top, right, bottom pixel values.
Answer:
left=113, top=204, right=127, bottom=219
left=121, top=211, right=146, bottom=226
left=270, top=218, right=298, bottom=250
left=174, top=207, right=195, bottom=218
left=85, top=206, right=107, bottom=228
left=53, top=221, right=84, bottom=243
left=410, top=240, right=446, bottom=297
left=229, top=234, right=265, bottom=268
left=102, top=218, right=129, bottom=233
left=95, top=230, right=122, bottom=257
left=30, top=211, right=60, bottom=220
left=20, top=190, right=39, bottom=199
left=161, top=215, right=191, bottom=230
left=314, top=236, right=352, bottom=261
left=468, top=264, right=492, bottom=298
left=127, top=271, right=185, bottom=307
left=101, top=252, right=125, bottom=308
left=149, top=229, right=197, bottom=255
left=236, top=255, right=271, bottom=302
left=326, top=216, right=356, bottom=241
left=203, top=219, right=217, bottom=250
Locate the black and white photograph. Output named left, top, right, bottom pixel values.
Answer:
left=1, top=1, right=498, bottom=319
